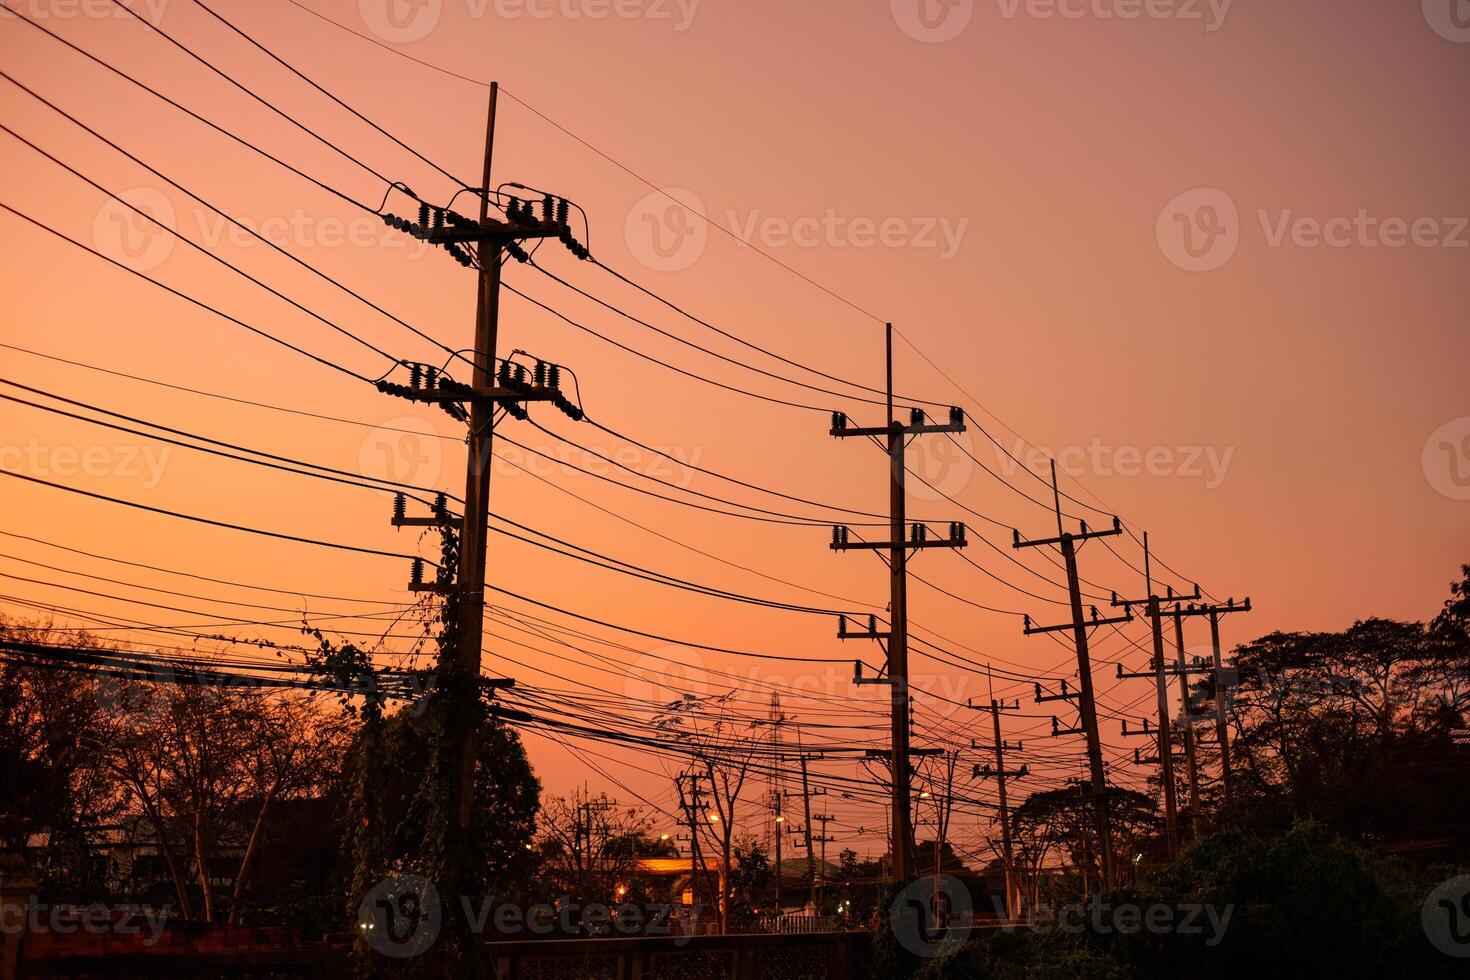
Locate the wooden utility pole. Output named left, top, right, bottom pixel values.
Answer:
left=1014, top=463, right=1129, bottom=891
left=831, top=324, right=967, bottom=883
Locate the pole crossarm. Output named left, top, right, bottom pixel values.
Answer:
left=1034, top=680, right=1080, bottom=704
left=1012, top=517, right=1122, bottom=551
left=830, top=522, right=968, bottom=551
left=1109, top=584, right=1202, bottom=608
left=1024, top=607, right=1132, bottom=635
left=1173, top=597, right=1254, bottom=618
left=830, top=406, right=966, bottom=438
left=837, top=614, right=890, bottom=640
left=1049, top=717, right=1086, bottom=737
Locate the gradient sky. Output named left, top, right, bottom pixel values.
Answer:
left=2, top=0, right=1467, bottom=858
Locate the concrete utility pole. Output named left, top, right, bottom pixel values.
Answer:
left=1172, top=611, right=1201, bottom=828
left=799, top=752, right=817, bottom=905
left=812, top=813, right=836, bottom=903
left=1110, top=536, right=1202, bottom=853
left=968, top=697, right=1025, bottom=917
left=1170, top=597, right=1252, bottom=814
left=830, top=323, right=968, bottom=883
left=1014, top=462, right=1130, bottom=891
left=381, top=82, right=586, bottom=895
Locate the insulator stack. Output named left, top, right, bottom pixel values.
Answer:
left=393, top=493, right=406, bottom=521
left=909, top=407, right=924, bottom=426
left=556, top=198, right=569, bottom=225
left=949, top=406, right=963, bottom=426
left=410, top=558, right=424, bottom=588
left=434, top=492, right=447, bottom=519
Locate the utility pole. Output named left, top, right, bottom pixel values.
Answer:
left=1172, top=611, right=1201, bottom=827
left=1171, top=597, right=1252, bottom=813
left=831, top=322, right=967, bottom=883
left=768, top=693, right=785, bottom=912
left=799, top=753, right=817, bottom=905
left=968, top=696, right=1025, bottom=918
left=1110, top=535, right=1200, bottom=852
left=377, top=81, right=589, bottom=902
left=1013, top=462, right=1130, bottom=891
left=676, top=771, right=715, bottom=917
left=772, top=790, right=784, bottom=912
left=812, top=813, right=837, bottom=904
left=575, top=789, right=616, bottom=880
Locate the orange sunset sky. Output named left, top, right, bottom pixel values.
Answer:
left=2, top=0, right=1467, bottom=858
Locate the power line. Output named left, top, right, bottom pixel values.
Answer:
left=0, top=201, right=380, bottom=383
